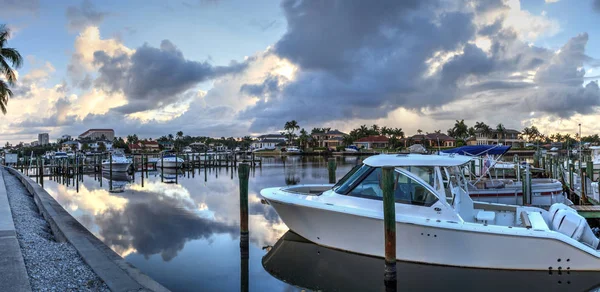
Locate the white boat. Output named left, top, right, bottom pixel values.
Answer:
left=467, top=178, right=567, bottom=206
left=53, top=151, right=68, bottom=159
left=260, top=154, right=600, bottom=270
left=344, top=146, right=359, bottom=153
left=182, top=146, right=193, bottom=153
left=156, top=154, right=184, bottom=168
left=442, top=145, right=565, bottom=207
left=286, top=147, right=302, bottom=154
left=102, top=150, right=132, bottom=172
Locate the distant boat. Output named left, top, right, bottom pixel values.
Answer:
left=286, top=147, right=302, bottom=154
left=442, top=145, right=566, bottom=207
left=345, top=145, right=359, bottom=153
left=53, top=151, right=68, bottom=159
left=156, top=153, right=184, bottom=168
left=102, top=149, right=132, bottom=172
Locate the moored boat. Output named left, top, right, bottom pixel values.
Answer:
left=260, top=154, right=600, bottom=270
left=101, top=149, right=132, bottom=172
left=156, top=153, right=184, bottom=168
left=442, top=145, right=567, bottom=206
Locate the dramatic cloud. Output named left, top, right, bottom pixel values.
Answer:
left=66, top=0, right=109, bottom=32
left=0, top=0, right=39, bottom=17
left=234, top=0, right=593, bottom=134
left=93, top=40, right=250, bottom=114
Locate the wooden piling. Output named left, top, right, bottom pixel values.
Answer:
left=238, top=163, right=250, bottom=253
left=328, top=158, right=337, bottom=184
left=381, top=166, right=397, bottom=286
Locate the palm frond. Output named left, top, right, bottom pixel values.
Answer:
left=0, top=79, right=12, bottom=114
left=0, top=58, right=17, bottom=85
left=1, top=47, right=23, bottom=68
left=0, top=24, right=9, bottom=47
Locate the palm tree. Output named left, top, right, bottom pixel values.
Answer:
left=284, top=120, right=300, bottom=145
left=168, top=134, right=174, bottom=141
left=496, top=123, right=506, bottom=141
left=0, top=25, right=23, bottom=114
left=176, top=131, right=183, bottom=139
left=452, top=120, right=468, bottom=139
left=417, top=129, right=423, bottom=134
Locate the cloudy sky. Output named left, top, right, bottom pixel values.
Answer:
left=1, top=0, right=600, bottom=144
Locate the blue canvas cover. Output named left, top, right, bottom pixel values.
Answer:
left=441, top=145, right=511, bottom=156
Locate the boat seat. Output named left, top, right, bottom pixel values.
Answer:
left=527, top=212, right=549, bottom=231
left=475, top=210, right=495, bottom=223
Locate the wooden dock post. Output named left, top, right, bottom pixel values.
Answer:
left=76, top=156, right=79, bottom=193
left=569, top=163, right=574, bottom=190
left=381, top=166, right=397, bottom=287
left=161, top=152, right=164, bottom=183
left=240, top=161, right=249, bottom=292
left=328, top=158, right=337, bottom=184
left=39, top=156, right=44, bottom=188
left=238, top=163, right=250, bottom=253
left=109, top=154, right=113, bottom=191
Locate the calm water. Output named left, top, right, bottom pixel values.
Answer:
left=42, top=156, right=600, bottom=292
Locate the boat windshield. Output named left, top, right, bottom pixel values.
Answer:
left=399, top=166, right=436, bottom=188
left=332, top=164, right=361, bottom=190
left=333, top=164, right=373, bottom=194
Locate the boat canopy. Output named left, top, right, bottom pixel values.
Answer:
left=441, top=145, right=511, bottom=156
left=363, top=154, right=471, bottom=167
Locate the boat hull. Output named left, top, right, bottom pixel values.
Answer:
left=263, top=231, right=600, bottom=292
left=101, top=162, right=131, bottom=172
left=156, top=159, right=183, bottom=168
left=265, top=197, right=600, bottom=271
left=469, top=180, right=567, bottom=206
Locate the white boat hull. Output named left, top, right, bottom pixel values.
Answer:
left=156, top=158, right=184, bottom=168
left=101, top=162, right=131, bottom=172
left=267, top=198, right=600, bottom=270
left=468, top=179, right=567, bottom=206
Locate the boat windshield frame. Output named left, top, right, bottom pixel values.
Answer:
left=333, top=164, right=374, bottom=194
left=332, top=164, right=362, bottom=190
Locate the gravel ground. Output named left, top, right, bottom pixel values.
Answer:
left=3, top=169, right=110, bottom=292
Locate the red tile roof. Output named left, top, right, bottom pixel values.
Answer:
left=128, top=143, right=141, bottom=149
left=355, top=135, right=389, bottom=142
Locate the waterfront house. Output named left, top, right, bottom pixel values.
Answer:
left=251, top=134, right=287, bottom=150
left=466, top=136, right=477, bottom=146
left=353, top=136, right=389, bottom=149
left=474, top=128, right=523, bottom=147
left=158, top=141, right=173, bottom=150
left=61, top=140, right=80, bottom=151
left=128, top=143, right=142, bottom=153
left=143, top=141, right=161, bottom=152
left=251, top=139, right=285, bottom=150
left=311, top=129, right=347, bottom=149
left=403, top=133, right=456, bottom=148
left=189, top=142, right=206, bottom=152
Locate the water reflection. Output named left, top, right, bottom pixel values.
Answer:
left=264, top=231, right=600, bottom=292
left=43, top=156, right=356, bottom=291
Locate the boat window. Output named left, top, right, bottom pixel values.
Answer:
left=333, top=164, right=361, bottom=189
left=333, top=165, right=374, bottom=194
left=394, top=170, right=438, bottom=206
left=345, top=168, right=438, bottom=207
left=400, top=166, right=436, bottom=188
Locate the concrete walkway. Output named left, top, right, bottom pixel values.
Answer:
left=0, top=170, right=32, bottom=291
